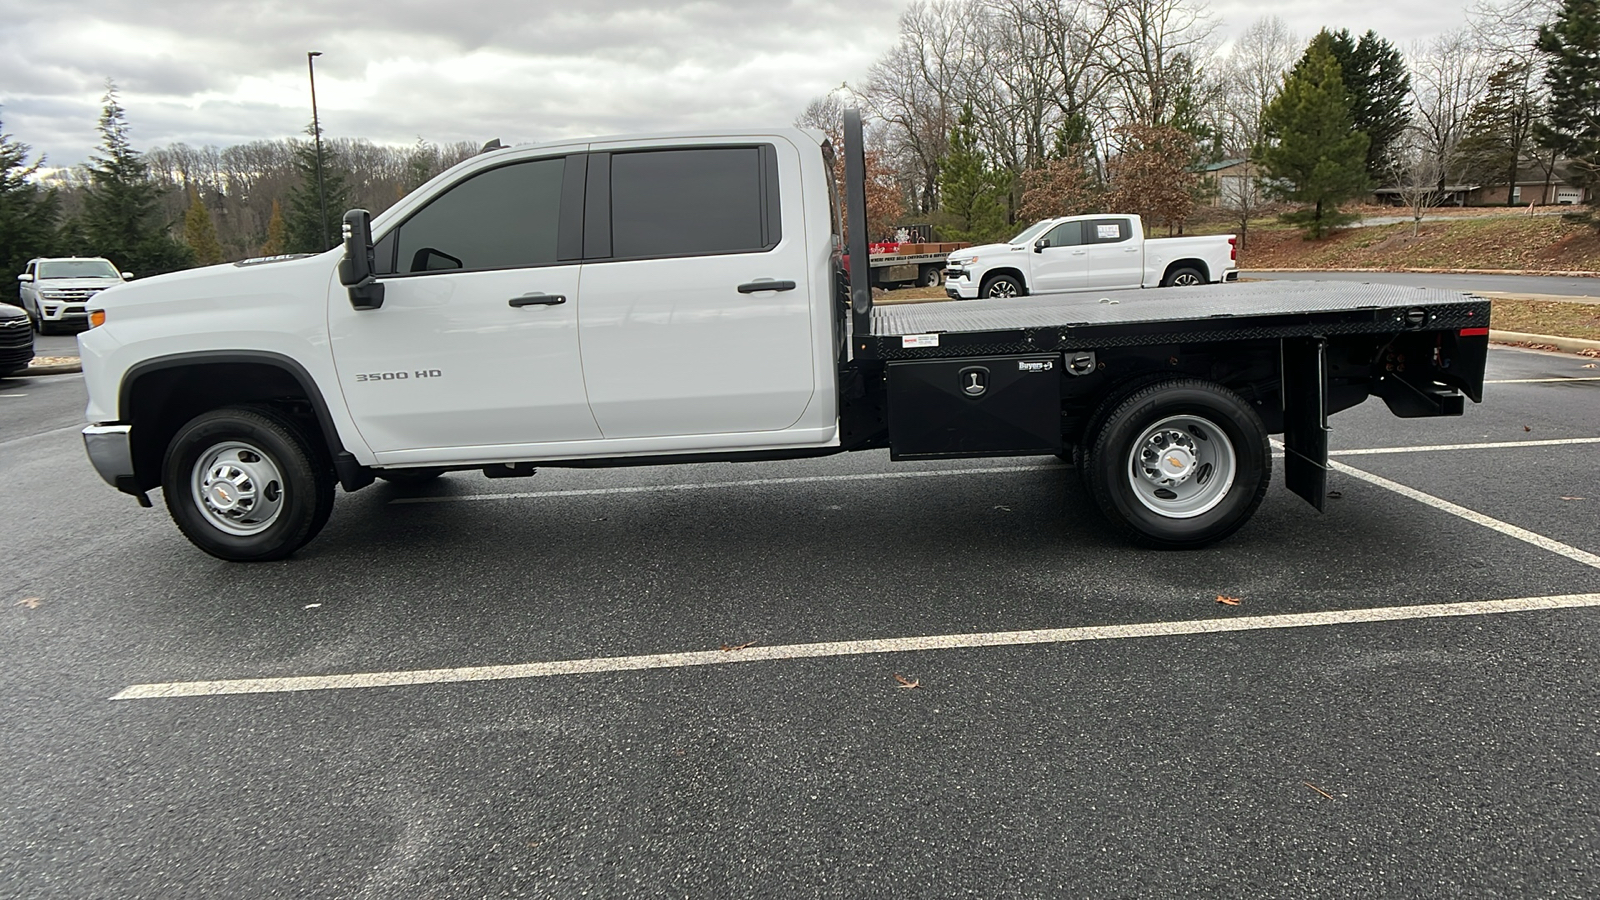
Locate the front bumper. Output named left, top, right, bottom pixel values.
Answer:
left=0, top=317, right=32, bottom=372
left=83, top=424, right=140, bottom=497
left=943, top=267, right=979, bottom=300
left=37, top=301, right=89, bottom=324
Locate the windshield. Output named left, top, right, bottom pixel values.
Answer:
left=1007, top=220, right=1054, bottom=245
left=38, top=260, right=119, bottom=279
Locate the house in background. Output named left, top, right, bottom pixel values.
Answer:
left=1199, top=159, right=1264, bottom=209
left=1463, top=158, right=1588, bottom=206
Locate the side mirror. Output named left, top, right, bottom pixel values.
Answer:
left=338, top=208, right=385, bottom=311
left=1034, top=239, right=1048, bottom=253
left=120, top=272, right=133, bottom=280
left=17, top=273, right=32, bottom=282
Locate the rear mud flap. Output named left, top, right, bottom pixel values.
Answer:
left=1281, top=337, right=1329, bottom=511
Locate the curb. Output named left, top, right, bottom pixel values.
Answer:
left=1249, top=267, right=1600, bottom=278
left=17, top=359, right=82, bottom=376
left=1489, top=330, right=1600, bottom=355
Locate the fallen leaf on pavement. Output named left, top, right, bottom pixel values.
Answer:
left=15, top=597, right=40, bottom=609
left=1524, top=425, right=1532, bottom=432
left=894, top=673, right=920, bottom=689
left=1582, top=363, right=1597, bottom=369
left=1216, top=595, right=1242, bottom=606
left=1303, top=781, right=1335, bottom=800
left=720, top=641, right=756, bottom=652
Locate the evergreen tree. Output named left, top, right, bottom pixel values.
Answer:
left=182, top=185, right=224, bottom=266
left=285, top=123, right=350, bottom=253
left=1458, top=60, right=1540, bottom=205
left=259, top=198, right=288, bottom=256
left=81, top=84, right=192, bottom=275
left=1295, top=29, right=1411, bottom=179
left=1260, top=36, right=1371, bottom=238
left=0, top=118, right=61, bottom=302
left=1536, top=0, right=1600, bottom=220
left=937, top=104, right=1009, bottom=243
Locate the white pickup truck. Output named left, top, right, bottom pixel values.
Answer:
left=943, top=215, right=1237, bottom=300
left=77, top=112, right=1488, bottom=562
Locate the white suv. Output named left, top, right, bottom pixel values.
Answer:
left=17, top=257, right=130, bottom=334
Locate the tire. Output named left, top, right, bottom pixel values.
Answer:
left=1162, top=266, right=1206, bottom=287
left=378, top=467, right=445, bottom=488
left=1080, top=379, right=1269, bottom=549
left=981, top=274, right=1023, bottom=299
left=162, top=406, right=336, bottom=562
left=920, top=265, right=942, bottom=287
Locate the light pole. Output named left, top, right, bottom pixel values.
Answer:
left=307, top=51, right=330, bottom=250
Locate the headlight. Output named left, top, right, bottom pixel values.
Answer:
left=949, top=255, right=977, bottom=266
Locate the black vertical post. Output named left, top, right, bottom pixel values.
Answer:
left=844, top=109, right=875, bottom=359
left=308, top=51, right=330, bottom=251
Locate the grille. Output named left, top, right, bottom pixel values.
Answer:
left=40, top=288, right=101, bottom=301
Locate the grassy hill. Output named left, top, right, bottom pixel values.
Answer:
left=1232, top=212, right=1600, bottom=273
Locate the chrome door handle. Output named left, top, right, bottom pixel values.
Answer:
left=509, top=293, right=566, bottom=307
left=737, top=279, right=796, bottom=293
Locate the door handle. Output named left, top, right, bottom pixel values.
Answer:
left=1123, top=248, right=1139, bottom=253
left=737, top=279, right=796, bottom=293
left=1072, top=250, right=1087, bottom=256
left=509, top=293, right=566, bottom=307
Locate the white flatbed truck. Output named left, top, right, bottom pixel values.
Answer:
left=78, top=110, right=1490, bottom=561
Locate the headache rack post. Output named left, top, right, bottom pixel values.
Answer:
left=844, top=108, right=875, bottom=360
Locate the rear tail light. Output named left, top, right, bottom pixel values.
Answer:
left=1459, top=327, right=1489, bottom=337
left=1228, top=236, right=1237, bottom=261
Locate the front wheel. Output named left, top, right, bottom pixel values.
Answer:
left=1080, top=379, right=1269, bottom=549
left=162, top=406, right=335, bottom=561
left=981, top=274, right=1023, bottom=299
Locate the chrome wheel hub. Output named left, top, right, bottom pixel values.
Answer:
left=1127, top=415, right=1237, bottom=519
left=191, top=441, right=285, bottom=536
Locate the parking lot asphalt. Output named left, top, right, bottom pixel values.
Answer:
left=2, top=346, right=1597, bottom=899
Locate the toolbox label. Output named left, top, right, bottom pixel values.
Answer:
left=901, top=333, right=940, bottom=348
left=1017, top=359, right=1054, bottom=372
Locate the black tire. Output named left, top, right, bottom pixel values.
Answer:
left=162, top=406, right=335, bottom=562
left=378, top=467, right=445, bottom=487
left=1080, top=379, right=1269, bottom=549
left=981, top=274, right=1024, bottom=299
left=920, top=265, right=942, bottom=287
left=1162, top=266, right=1206, bottom=287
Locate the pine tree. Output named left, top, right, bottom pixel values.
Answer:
left=80, top=84, right=193, bottom=275
left=259, top=198, right=288, bottom=256
left=1295, top=29, right=1411, bottom=179
left=285, top=123, right=350, bottom=253
left=0, top=118, right=61, bottom=302
left=1458, top=60, right=1539, bottom=205
left=937, top=105, right=1010, bottom=243
left=1536, top=0, right=1600, bottom=221
left=1260, top=36, right=1372, bottom=238
left=182, top=185, right=224, bottom=266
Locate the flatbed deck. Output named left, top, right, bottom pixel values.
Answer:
left=868, top=280, right=1489, bottom=359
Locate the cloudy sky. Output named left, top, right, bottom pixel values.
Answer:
left=1, top=0, right=1477, bottom=169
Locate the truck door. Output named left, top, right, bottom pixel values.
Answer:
left=1030, top=221, right=1089, bottom=293
left=328, top=152, right=600, bottom=455
left=576, top=140, right=815, bottom=439
left=1084, top=217, right=1143, bottom=288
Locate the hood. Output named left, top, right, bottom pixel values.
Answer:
left=34, top=276, right=124, bottom=290
left=92, top=251, right=338, bottom=317
left=948, top=241, right=1017, bottom=261
left=0, top=300, right=26, bottom=319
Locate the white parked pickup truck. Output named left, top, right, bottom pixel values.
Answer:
left=943, top=216, right=1237, bottom=300
left=77, top=112, right=1488, bottom=562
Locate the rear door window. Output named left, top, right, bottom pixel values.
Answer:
left=604, top=146, right=780, bottom=260
left=1086, top=219, right=1132, bottom=244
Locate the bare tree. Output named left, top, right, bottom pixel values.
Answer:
left=1409, top=29, right=1492, bottom=202
left=1104, top=0, right=1218, bottom=129
left=1388, top=130, right=1447, bottom=234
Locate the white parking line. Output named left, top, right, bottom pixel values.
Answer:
left=1329, top=459, right=1600, bottom=570
left=110, top=592, right=1600, bottom=700
left=1486, top=377, right=1600, bottom=384
left=397, top=439, right=1600, bottom=505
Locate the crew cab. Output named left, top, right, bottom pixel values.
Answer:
left=77, top=112, right=1489, bottom=562
left=943, top=215, right=1237, bottom=300
left=18, top=257, right=131, bottom=334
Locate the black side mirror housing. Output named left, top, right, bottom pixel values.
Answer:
left=339, top=209, right=385, bottom=311
left=1034, top=238, right=1047, bottom=253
